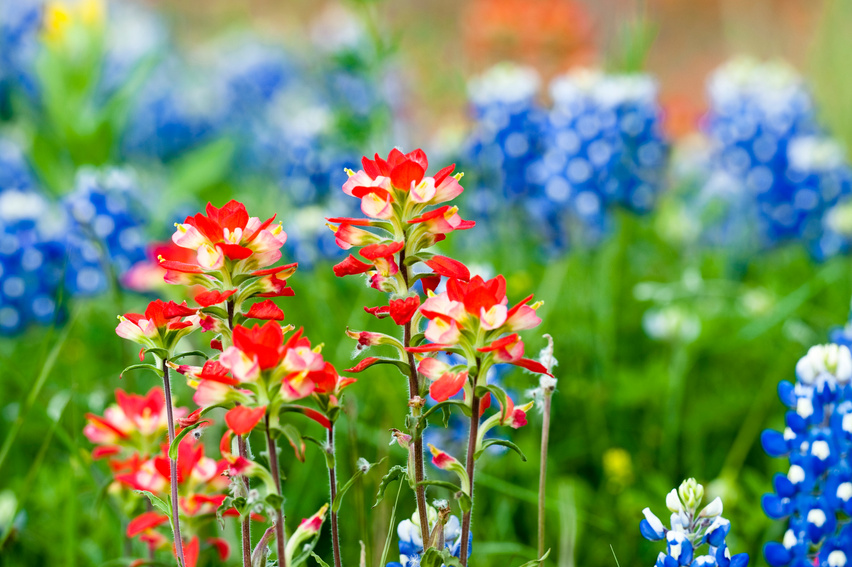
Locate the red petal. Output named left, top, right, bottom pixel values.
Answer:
left=390, top=160, right=425, bottom=189
left=361, top=155, right=381, bottom=178
left=424, top=256, right=470, bottom=281
left=429, top=372, right=467, bottom=402
left=92, top=446, right=122, bottom=459
left=195, top=289, right=237, bottom=307
left=477, top=333, right=520, bottom=352
left=326, top=216, right=374, bottom=227
left=360, top=241, right=404, bottom=261
left=181, top=536, right=200, bottom=567
left=127, top=512, right=169, bottom=537
left=244, top=215, right=277, bottom=244
left=245, top=300, right=285, bottom=321
left=345, top=357, right=379, bottom=373
left=511, top=358, right=552, bottom=375
left=208, top=537, right=230, bottom=561
left=507, top=294, right=535, bottom=318
left=364, top=305, right=390, bottom=319
left=225, top=406, right=266, bottom=435
left=252, top=263, right=298, bottom=277
left=405, top=344, right=454, bottom=353
left=159, top=259, right=204, bottom=273
left=433, top=163, right=456, bottom=186
left=389, top=296, right=420, bottom=325
left=219, top=243, right=253, bottom=260
left=333, top=255, right=373, bottom=277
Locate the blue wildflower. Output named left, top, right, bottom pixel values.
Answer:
left=63, top=168, right=148, bottom=296
left=386, top=507, right=469, bottom=567
left=641, top=478, right=749, bottom=567
left=762, top=343, right=852, bottom=566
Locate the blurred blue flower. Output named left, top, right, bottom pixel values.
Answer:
left=696, top=58, right=852, bottom=258
left=530, top=69, right=669, bottom=246
left=0, top=0, right=42, bottom=117
left=0, top=139, right=66, bottom=335
left=761, top=343, right=852, bottom=566
left=63, top=167, right=148, bottom=296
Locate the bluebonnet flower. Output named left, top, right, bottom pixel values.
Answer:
left=0, top=0, right=42, bottom=117
left=761, top=343, right=852, bottom=567
left=121, top=58, right=226, bottom=163
left=641, top=478, right=749, bottom=567
left=465, top=63, right=546, bottom=210
left=698, top=58, right=852, bottom=258
left=530, top=69, right=669, bottom=246
left=63, top=167, right=148, bottom=295
left=386, top=506, right=469, bottom=567
left=0, top=139, right=67, bottom=334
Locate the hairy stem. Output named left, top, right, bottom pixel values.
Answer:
left=538, top=391, right=553, bottom=560
left=328, top=423, right=342, bottom=567
left=228, top=298, right=252, bottom=567
left=264, top=414, right=287, bottom=567
left=459, top=391, right=481, bottom=565
left=399, top=248, right=430, bottom=545
left=161, top=361, right=186, bottom=567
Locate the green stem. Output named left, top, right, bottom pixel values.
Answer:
left=162, top=360, right=186, bottom=567
left=328, top=423, right=342, bottom=567
left=264, top=414, right=287, bottom=567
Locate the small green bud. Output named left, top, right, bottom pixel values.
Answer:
left=678, top=478, right=704, bottom=510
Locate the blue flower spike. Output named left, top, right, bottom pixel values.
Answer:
left=762, top=343, right=852, bottom=566
left=640, top=478, right=749, bottom=567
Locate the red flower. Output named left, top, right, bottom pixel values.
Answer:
left=195, top=288, right=237, bottom=307
left=360, top=241, right=404, bottom=261
left=224, top=405, right=266, bottom=435
left=424, top=256, right=470, bottom=282
left=115, top=300, right=199, bottom=350
left=233, top=322, right=285, bottom=370
left=245, top=300, right=285, bottom=321
left=333, top=255, right=373, bottom=277
left=389, top=296, right=420, bottom=325
left=127, top=512, right=169, bottom=538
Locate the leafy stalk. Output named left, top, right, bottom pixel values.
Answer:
left=264, top=414, right=288, bottom=567
left=161, top=359, right=186, bottom=567
left=328, top=423, right=342, bottom=567
left=399, top=248, right=431, bottom=545
left=459, top=387, right=481, bottom=565
left=229, top=297, right=252, bottom=567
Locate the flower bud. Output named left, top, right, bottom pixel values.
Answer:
left=678, top=478, right=704, bottom=510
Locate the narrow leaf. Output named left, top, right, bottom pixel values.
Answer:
left=168, top=421, right=206, bottom=460
left=332, top=457, right=386, bottom=513
left=474, top=439, right=527, bottom=462
left=311, top=552, right=331, bottom=567
left=120, top=363, right=163, bottom=378
left=135, top=490, right=171, bottom=519
left=171, top=350, right=209, bottom=362
left=373, top=465, right=407, bottom=508
left=517, top=549, right=551, bottom=567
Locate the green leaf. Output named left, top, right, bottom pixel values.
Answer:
left=265, top=492, right=284, bottom=510
left=168, top=137, right=236, bottom=197
left=142, top=347, right=170, bottom=360
left=168, top=421, right=206, bottom=460
left=332, top=457, right=386, bottom=513
left=170, top=350, right=209, bottom=362
left=474, top=384, right=510, bottom=421
left=135, top=490, right=170, bottom=519
left=199, top=306, right=229, bottom=320
left=355, top=356, right=411, bottom=377
left=517, top=549, right=551, bottom=567
left=120, top=363, right=163, bottom=379
left=440, top=549, right=464, bottom=567
left=420, top=548, right=443, bottom=567
left=419, top=399, right=471, bottom=429
left=303, top=436, right=334, bottom=469
left=279, top=423, right=306, bottom=463
left=373, top=465, right=407, bottom=508
left=416, top=480, right=462, bottom=493
left=310, top=552, right=331, bottom=567
left=474, top=439, right=527, bottom=462
left=379, top=479, right=405, bottom=566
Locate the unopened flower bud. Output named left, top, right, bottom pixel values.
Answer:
left=678, top=478, right=704, bottom=510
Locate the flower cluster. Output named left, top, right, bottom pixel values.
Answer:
left=102, top=199, right=342, bottom=567
left=760, top=343, right=852, bottom=567
left=641, top=478, right=749, bottom=567
left=330, top=147, right=550, bottom=563
left=693, top=58, right=852, bottom=258
left=531, top=69, right=669, bottom=243
left=464, top=63, right=669, bottom=252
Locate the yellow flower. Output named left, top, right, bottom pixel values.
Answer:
left=42, top=0, right=104, bottom=45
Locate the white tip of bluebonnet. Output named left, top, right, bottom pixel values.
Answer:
left=796, top=397, right=814, bottom=419
left=787, top=464, right=805, bottom=484
left=807, top=508, right=827, bottom=527
left=665, top=489, right=682, bottom=513
left=811, top=440, right=831, bottom=460
left=797, top=344, right=852, bottom=385
left=642, top=508, right=665, bottom=536
left=782, top=529, right=797, bottom=549
left=698, top=497, right=723, bottom=518
left=838, top=482, right=852, bottom=502
left=829, top=550, right=848, bottom=567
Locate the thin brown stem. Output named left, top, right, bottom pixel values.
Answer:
left=538, top=392, right=553, bottom=560
left=264, top=414, right=287, bottom=567
left=459, top=390, right=481, bottom=566
left=328, top=423, right=342, bottom=567
left=227, top=297, right=252, bottom=567
left=399, top=248, right=430, bottom=545
left=161, top=361, right=186, bottom=567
